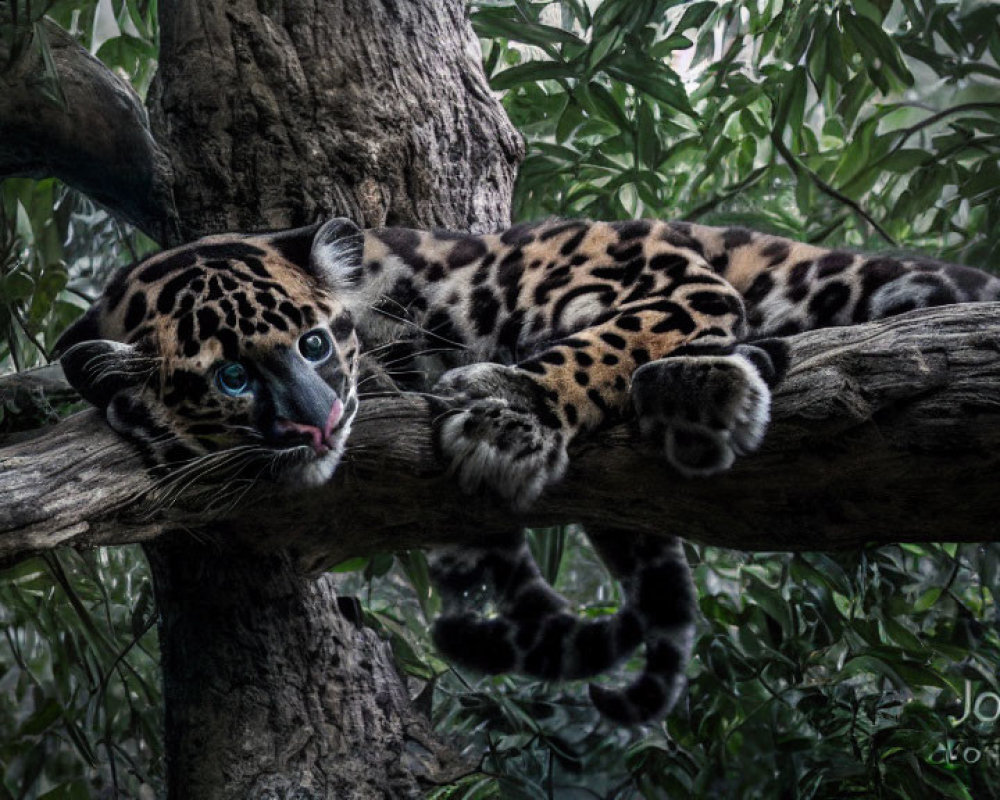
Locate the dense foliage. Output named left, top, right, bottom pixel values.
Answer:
left=2, top=1, right=1000, bottom=798
left=480, top=0, right=1000, bottom=265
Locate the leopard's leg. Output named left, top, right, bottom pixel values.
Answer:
left=430, top=530, right=645, bottom=679
left=434, top=261, right=749, bottom=507
left=631, top=338, right=789, bottom=476
left=584, top=529, right=697, bottom=724
left=432, top=365, right=568, bottom=510
left=430, top=261, right=748, bottom=715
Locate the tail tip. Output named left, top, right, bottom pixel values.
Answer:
left=588, top=679, right=673, bottom=725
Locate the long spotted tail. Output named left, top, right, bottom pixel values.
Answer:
left=430, top=527, right=698, bottom=724
left=430, top=530, right=644, bottom=680
left=585, top=530, right=697, bottom=724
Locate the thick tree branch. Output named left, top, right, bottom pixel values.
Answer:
left=0, top=21, right=177, bottom=241
left=3, top=303, right=999, bottom=569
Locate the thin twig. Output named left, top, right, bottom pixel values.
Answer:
left=888, top=102, right=1000, bottom=153
left=770, top=130, right=896, bottom=246
left=686, top=164, right=771, bottom=220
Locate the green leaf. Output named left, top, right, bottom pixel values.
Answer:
left=649, top=34, right=693, bottom=58
left=472, top=11, right=584, bottom=50
left=527, top=527, right=566, bottom=587
left=672, top=1, right=715, bottom=34
left=605, top=59, right=693, bottom=117
left=365, top=552, right=394, bottom=578
left=774, top=66, right=807, bottom=143
left=920, top=769, right=975, bottom=800
left=91, top=0, right=121, bottom=54
left=2, top=268, right=35, bottom=301
left=837, top=654, right=907, bottom=690
left=396, top=550, right=436, bottom=620
left=744, top=573, right=792, bottom=639
left=636, top=101, right=660, bottom=168
left=19, top=698, right=63, bottom=736
left=739, top=107, right=768, bottom=138
left=807, top=17, right=830, bottom=89
left=891, top=661, right=948, bottom=689
left=580, top=81, right=631, bottom=131
left=370, top=611, right=437, bottom=681
left=555, top=99, right=585, bottom=143
left=878, top=615, right=923, bottom=651
left=330, top=556, right=369, bottom=572
left=913, top=587, right=943, bottom=612
left=491, top=60, right=578, bottom=90
left=841, top=9, right=914, bottom=88
left=880, top=149, right=931, bottom=173
left=584, top=27, right=627, bottom=74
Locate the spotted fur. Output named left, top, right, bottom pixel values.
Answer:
left=56, top=217, right=1000, bottom=723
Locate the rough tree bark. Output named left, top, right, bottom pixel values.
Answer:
left=145, top=539, right=468, bottom=799
left=3, top=1, right=520, bottom=798
left=0, top=20, right=177, bottom=241
left=149, top=0, right=521, bottom=242
left=4, top=302, right=1000, bottom=568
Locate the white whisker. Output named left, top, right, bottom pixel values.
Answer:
left=369, top=305, right=470, bottom=351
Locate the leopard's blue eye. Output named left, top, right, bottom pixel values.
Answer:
left=216, top=362, right=250, bottom=396
left=299, top=329, right=333, bottom=362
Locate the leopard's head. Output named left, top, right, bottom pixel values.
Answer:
left=56, top=218, right=365, bottom=488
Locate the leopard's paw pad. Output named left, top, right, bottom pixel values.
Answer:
left=632, top=353, right=771, bottom=476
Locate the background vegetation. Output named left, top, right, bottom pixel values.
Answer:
left=2, top=1, right=999, bottom=797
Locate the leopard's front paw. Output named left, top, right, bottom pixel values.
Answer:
left=434, top=364, right=568, bottom=509
left=632, top=352, right=771, bottom=476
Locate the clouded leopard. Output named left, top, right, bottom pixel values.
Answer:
left=56, top=217, right=1000, bottom=722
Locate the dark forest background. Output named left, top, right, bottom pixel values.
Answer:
left=2, top=1, right=1000, bottom=797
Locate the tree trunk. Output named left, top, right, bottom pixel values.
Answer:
left=147, top=534, right=466, bottom=799
left=148, top=0, right=521, bottom=242
left=140, top=0, right=519, bottom=795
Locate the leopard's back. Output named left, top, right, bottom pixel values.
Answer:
left=358, top=219, right=1000, bottom=367
left=675, top=222, right=1000, bottom=336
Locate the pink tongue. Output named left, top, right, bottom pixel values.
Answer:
left=277, top=398, right=344, bottom=454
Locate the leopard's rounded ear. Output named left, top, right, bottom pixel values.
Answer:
left=261, top=217, right=365, bottom=289
left=60, top=340, right=150, bottom=410
left=309, top=217, right=365, bottom=289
